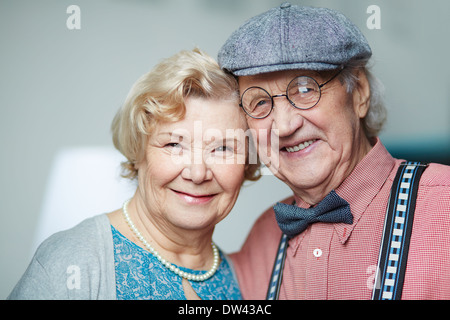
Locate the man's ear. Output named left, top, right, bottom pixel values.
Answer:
left=352, top=69, right=371, bottom=119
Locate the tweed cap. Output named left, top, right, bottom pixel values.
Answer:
left=218, top=3, right=372, bottom=76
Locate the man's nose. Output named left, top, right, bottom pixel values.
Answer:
left=270, top=96, right=304, bottom=137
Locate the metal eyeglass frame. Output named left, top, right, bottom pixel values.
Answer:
left=239, top=65, right=345, bottom=119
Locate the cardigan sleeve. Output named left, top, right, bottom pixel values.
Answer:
left=8, top=214, right=116, bottom=300
left=7, top=253, right=58, bottom=299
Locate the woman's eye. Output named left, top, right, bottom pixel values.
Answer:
left=165, top=142, right=181, bottom=148
left=214, top=145, right=233, bottom=154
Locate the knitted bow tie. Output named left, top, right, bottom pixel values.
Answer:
left=274, top=190, right=353, bottom=238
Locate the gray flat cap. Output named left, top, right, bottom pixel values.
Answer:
left=218, top=3, right=372, bottom=76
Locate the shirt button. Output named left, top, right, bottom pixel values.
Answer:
left=313, top=248, right=322, bottom=258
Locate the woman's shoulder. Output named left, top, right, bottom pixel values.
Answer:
left=8, top=214, right=116, bottom=300
left=35, top=214, right=112, bottom=262
left=34, top=214, right=112, bottom=264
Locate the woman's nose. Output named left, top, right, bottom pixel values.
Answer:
left=181, top=151, right=213, bottom=184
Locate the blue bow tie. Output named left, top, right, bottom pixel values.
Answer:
left=274, top=190, right=353, bottom=238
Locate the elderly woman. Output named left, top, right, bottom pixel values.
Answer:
left=8, top=48, right=260, bottom=300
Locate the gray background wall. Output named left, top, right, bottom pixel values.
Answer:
left=1, top=0, right=449, bottom=299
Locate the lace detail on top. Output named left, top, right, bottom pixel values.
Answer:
left=111, top=225, right=241, bottom=300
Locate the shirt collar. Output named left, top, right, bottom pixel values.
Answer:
left=334, top=138, right=395, bottom=244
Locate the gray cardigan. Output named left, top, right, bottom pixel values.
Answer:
left=9, top=214, right=118, bottom=300
left=8, top=214, right=238, bottom=300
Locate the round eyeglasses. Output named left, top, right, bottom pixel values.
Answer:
left=239, top=66, right=344, bottom=119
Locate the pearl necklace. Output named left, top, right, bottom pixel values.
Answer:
left=122, top=199, right=219, bottom=282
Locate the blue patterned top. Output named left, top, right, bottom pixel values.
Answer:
left=111, top=225, right=242, bottom=300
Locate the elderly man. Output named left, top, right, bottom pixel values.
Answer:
left=218, top=3, right=450, bottom=300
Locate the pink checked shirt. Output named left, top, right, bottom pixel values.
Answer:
left=231, top=139, right=450, bottom=299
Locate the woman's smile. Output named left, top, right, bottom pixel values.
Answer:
left=171, top=189, right=217, bottom=205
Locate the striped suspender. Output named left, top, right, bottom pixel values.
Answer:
left=266, top=161, right=427, bottom=300
left=266, top=233, right=288, bottom=300
left=372, top=161, right=427, bottom=300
